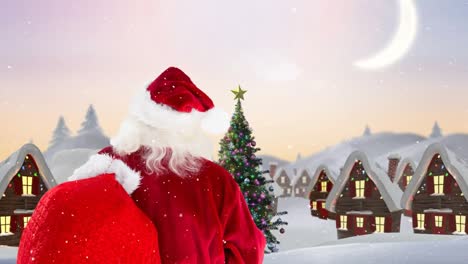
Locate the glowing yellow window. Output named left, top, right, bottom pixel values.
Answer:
left=22, top=176, right=33, bottom=195
left=375, top=217, right=385, bottom=233
left=433, top=175, right=444, bottom=195
left=340, top=215, right=347, bottom=230
left=321, top=181, right=327, bottom=192
left=312, top=201, right=317, bottom=210
left=355, top=180, right=365, bottom=198
left=356, top=217, right=364, bottom=228
left=23, top=216, right=31, bottom=228
left=406, top=175, right=413, bottom=185
left=435, top=215, right=443, bottom=227
left=0, top=216, right=11, bottom=234
left=417, top=214, right=425, bottom=229
left=456, top=215, right=466, bottom=233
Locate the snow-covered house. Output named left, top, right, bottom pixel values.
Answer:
left=325, top=151, right=403, bottom=239
left=273, top=168, right=294, bottom=197
left=291, top=169, right=312, bottom=198
left=305, top=165, right=337, bottom=220
left=401, top=143, right=468, bottom=235
left=0, top=144, right=56, bottom=246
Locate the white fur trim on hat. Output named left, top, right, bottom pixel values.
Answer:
left=201, top=107, right=230, bottom=134
left=129, top=89, right=229, bottom=135
left=69, top=154, right=141, bottom=194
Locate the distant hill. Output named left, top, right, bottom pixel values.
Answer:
left=277, top=132, right=425, bottom=183
left=375, top=133, right=468, bottom=172
left=258, top=154, right=290, bottom=169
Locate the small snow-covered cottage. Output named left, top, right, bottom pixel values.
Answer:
left=325, top=151, right=403, bottom=239
left=401, top=143, right=468, bottom=235
left=304, top=166, right=336, bottom=220
left=291, top=169, right=312, bottom=198
left=273, top=168, right=293, bottom=197
left=0, top=144, right=56, bottom=246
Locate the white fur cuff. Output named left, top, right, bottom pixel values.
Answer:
left=69, top=154, right=141, bottom=194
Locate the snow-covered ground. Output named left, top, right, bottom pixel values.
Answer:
left=264, top=197, right=467, bottom=263
left=0, top=247, right=17, bottom=264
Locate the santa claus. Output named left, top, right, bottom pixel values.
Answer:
left=18, top=67, right=266, bottom=263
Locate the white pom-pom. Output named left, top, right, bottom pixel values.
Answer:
left=201, top=108, right=230, bottom=134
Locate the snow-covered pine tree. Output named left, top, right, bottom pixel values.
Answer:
left=78, top=105, right=102, bottom=134
left=363, top=125, right=371, bottom=136
left=430, top=121, right=442, bottom=138
left=49, top=116, right=71, bottom=148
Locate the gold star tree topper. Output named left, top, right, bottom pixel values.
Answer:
left=231, top=86, right=247, bottom=100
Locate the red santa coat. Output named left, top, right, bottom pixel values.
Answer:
left=71, top=146, right=266, bottom=264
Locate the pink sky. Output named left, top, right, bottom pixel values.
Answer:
left=1, top=0, right=468, bottom=161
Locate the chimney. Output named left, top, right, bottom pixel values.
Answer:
left=387, top=154, right=401, bottom=182
left=269, top=162, right=278, bottom=179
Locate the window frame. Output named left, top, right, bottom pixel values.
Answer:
left=22, top=176, right=34, bottom=196
left=312, top=201, right=317, bottom=210
left=434, top=215, right=443, bottom=227
left=23, top=216, right=31, bottom=228
left=321, top=181, right=328, bottom=192
left=355, top=180, right=365, bottom=198
left=340, top=215, right=348, bottom=230
left=356, top=217, right=364, bottom=228
left=375, top=217, right=385, bottom=233
left=433, top=175, right=445, bottom=195
left=0, top=216, right=11, bottom=234
left=406, top=175, right=413, bottom=185
left=417, top=213, right=425, bottom=229
left=456, top=215, right=466, bottom=233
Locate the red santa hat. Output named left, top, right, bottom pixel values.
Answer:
left=128, top=67, right=229, bottom=134
left=18, top=173, right=161, bottom=264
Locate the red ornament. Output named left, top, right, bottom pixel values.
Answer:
left=280, top=228, right=285, bottom=234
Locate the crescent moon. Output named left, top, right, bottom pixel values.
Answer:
left=354, top=0, right=418, bottom=70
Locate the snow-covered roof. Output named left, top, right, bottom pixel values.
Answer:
left=346, top=210, right=373, bottom=215
left=0, top=144, right=57, bottom=194
left=424, top=208, right=453, bottom=213
left=393, top=158, right=417, bottom=184
left=401, top=143, right=468, bottom=210
left=326, top=151, right=403, bottom=213
left=375, top=134, right=468, bottom=178
left=276, top=132, right=424, bottom=185
left=300, top=165, right=337, bottom=196
left=388, top=154, right=402, bottom=160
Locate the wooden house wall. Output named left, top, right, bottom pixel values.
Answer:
left=309, top=171, right=335, bottom=220
left=336, top=212, right=401, bottom=239
left=411, top=154, right=468, bottom=235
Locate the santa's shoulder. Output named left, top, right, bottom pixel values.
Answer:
left=198, top=159, right=237, bottom=185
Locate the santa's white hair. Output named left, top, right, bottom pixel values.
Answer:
left=110, top=115, right=214, bottom=176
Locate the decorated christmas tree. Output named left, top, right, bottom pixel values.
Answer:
left=218, top=86, right=287, bottom=253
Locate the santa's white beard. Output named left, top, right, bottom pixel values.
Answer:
left=110, top=117, right=213, bottom=176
